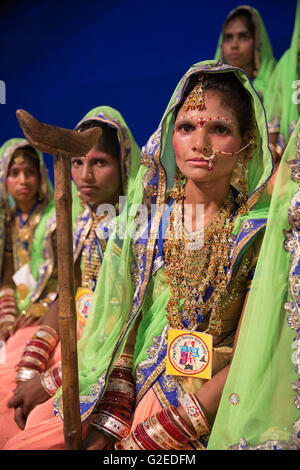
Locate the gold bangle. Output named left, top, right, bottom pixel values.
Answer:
left=34, top=326, right=59, bottom=348
left=146, top=416, right=177, bottom=450
left=118, top=430, right=145, bottom=450
left=115, top=353, right=134, bottom=369
left=0, top=288, right=15, bottom=299
left=24, top=344, right=50, bottom=360
left=40, top=369, right=59, bottom=396
left=92, top=411, right=131, bottom=440
left=178, top=393, right=210, bottom=437
left=149, top=413, right=184, bottom=450
left=0, top=314, right=16, bottom=324
left=16, top=367, right=40, bottom=382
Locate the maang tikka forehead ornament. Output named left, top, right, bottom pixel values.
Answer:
left=182, top=74, right=206, bottom=112
left=12, top=149, right=26, bottom=165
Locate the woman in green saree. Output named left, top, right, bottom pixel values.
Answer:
left=3, top=105, right=141, bottom=450
left=214, top=5, right=277, bottom=102
left=50, top=60, right=272, bottom=451
left=208, top=118, right=300, bottom=451
left=0, top=139, right=57, bottom=342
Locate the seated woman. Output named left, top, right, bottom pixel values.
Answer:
left=68, top=60, right=272, bottom=451
left=214, top=5, right=276, bottom=102
left=0, top=139, right=57, bottom=344
left=5, top=60, right=273, bottom=451
left=0, top=106, right=140, bottom=448
left=264, top=0, right=300, bottom=189
left=208, top=118, right=300, bottom=450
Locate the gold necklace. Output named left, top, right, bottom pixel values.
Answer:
left=163, top=188, right=236, bottom=336
left=81, top=213, right=105, bottom=291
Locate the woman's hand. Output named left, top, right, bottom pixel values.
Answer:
left=82, top=426, right=116, bottom=450
left=7, top=375, right=50, bottom=430
left=12, top=313, right=42, bottom=333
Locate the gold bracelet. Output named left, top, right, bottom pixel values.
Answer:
left=0, top=314, right=16, bottom=324
left=25, top=344, right=50, bottom=360
left=0, top=288, right=15, bottom=299
left=16, top=367, right=40, bottom=382
left=34, top=326, right=59, bottom=348
left=91, top=411, right=131, bottom=440
left=149, top=413, right=184, bottom=450
left=118, top=430, right=145, bottom=450
left=178, top=393, right=210, bottom=437
left=40, top=368, right=59, bottom=396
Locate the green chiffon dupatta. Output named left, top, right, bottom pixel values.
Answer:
left=264, top=0, right=300, bottom=152
left=208, top=119, right=300, bottom=450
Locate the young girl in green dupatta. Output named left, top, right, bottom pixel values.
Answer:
left=0, top=139, right=57, bottom=342
left=3, top=106, right=141, bottom=450
left=51, top=60, right=272, bottom=451
left=263, top=0, right=300, bottom=178
left=214, top=5, right=277, bottom=102
left=208, top=119, right=300, bottom=451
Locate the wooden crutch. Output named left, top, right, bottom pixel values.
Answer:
left=16, top=109, right=102, bottom=450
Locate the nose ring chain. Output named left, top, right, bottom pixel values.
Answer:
left=202, top=140, right=254, bottom=170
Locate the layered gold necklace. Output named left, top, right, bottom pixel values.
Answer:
left=163, top=185, right=236, bottom=336
left=81, top=212, right=105, bottom=291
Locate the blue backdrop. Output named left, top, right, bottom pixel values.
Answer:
left=0, top=0, right=297, bottom=181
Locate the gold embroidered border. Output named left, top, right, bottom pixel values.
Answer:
left=226, top=224, right=266, bottom=287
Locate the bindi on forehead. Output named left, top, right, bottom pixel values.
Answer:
left=196, top=116, right=233, bottom=127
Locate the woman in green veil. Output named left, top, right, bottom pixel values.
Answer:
left=208, top=118, right=300, bottom=451
left=0, top=139, right=57, bottom=341
left=3, top=105, right=141, bottom=450
left=49, top=60, right=273, bottom=451
left=214, top=5, right=277, bottom=102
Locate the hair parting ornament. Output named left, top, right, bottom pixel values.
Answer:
left=181, top=73, right=255, bottom=170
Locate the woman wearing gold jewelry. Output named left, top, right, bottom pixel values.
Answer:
left=0, top=140, right=58, bottom=342
left=67, top=61, right=271, bottom=451
left=6, top=61, right=272, bottom=450
left=2, top=106, right=140, bottom=450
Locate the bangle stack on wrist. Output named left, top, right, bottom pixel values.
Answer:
left=0, top=288, right=17, bottom=336
left=16, top=325, right=59, bottom=382
left=91, top=353, right=135, bottom=441
left=41, top=363, right=62, bottom=396
left=116, top=405, right=198, bottom=450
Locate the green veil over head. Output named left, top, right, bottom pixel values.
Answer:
left=264, top=0, right=300, bottom=149
left=208, top=118, right=300, bottom=450
left=0, top=137, right=55, bottom=312
left=214, top=5, right=277, bottom=100
left=53, top=61, right=273, bottom=422
left=72, top=105, right=141, bottom=226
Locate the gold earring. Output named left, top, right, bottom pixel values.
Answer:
left=170, top=166, right=185, bottom=201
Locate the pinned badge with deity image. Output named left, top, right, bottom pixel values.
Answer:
left=75, top=287, right=94, bottom=326
left=166, top=329, right=212, bottom=379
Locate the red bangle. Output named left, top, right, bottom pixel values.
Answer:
left=134, top=422, right=164, bottom=451
left=17, top=361, right=44, bottom=373
left=52, top=366, right=62, bottom=388
left=25, top=339, right=53, bottom=355
left=156, top=407, right=190, bottom=444
left=96, top=403, right=132, bottom=421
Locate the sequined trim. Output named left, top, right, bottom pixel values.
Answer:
left=30, top=212, right=57, bottom=303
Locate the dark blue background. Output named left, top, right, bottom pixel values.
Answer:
left=0, top=0, right=297, bottom=181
